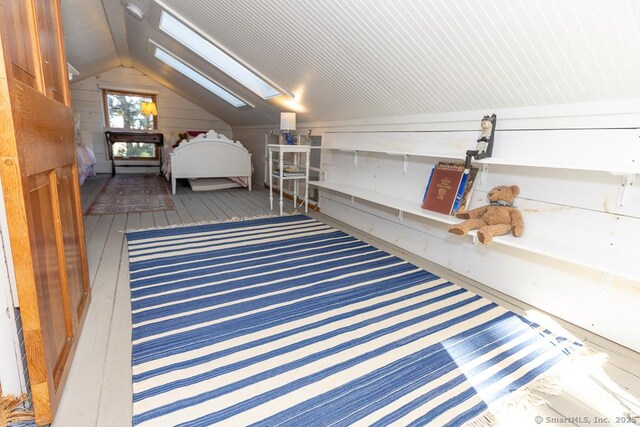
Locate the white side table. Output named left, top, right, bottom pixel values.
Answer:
left=267, top=144, right=311, bottom=216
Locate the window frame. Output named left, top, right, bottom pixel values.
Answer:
left=105, top=131, right=163, bottom=162
left=109, top=141, right=161, bottom=161
left=157, top=10, right=285, bottom=100
left=101, top=89, right=159, bottom=131
left=152, top=43, right=248, bottom=108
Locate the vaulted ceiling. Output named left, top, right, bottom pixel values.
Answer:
left=61, top=0, right=640, bottom=127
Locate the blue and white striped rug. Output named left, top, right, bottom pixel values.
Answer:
left=126, top=215, right=581, bottom=427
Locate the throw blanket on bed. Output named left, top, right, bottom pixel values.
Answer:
left=126, top=215, right=583, bottom=427
left=76, top=143, right=97, bottom=185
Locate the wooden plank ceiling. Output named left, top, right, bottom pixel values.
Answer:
left=61, top=0, right=640, bottom=126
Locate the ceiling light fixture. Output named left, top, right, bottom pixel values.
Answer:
left=125, top=3, right=145, bottom=21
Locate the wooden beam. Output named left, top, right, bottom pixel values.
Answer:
left=100, top=0, right=130, bottom=67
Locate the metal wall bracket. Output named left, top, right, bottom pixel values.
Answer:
left=353, top=150, right=359, bottom=167
left=612, top=173, right=636, bottom=207
left=350, top=195, right=355, bottom=205
left=398, top=210, right=404, bottom=221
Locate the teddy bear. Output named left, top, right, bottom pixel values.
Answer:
left=448, top=185, right=524, bottom=245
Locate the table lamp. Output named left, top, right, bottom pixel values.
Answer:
left=280, top=112, right=296, bottom=145
left=141, top=101, right=157, bottom=129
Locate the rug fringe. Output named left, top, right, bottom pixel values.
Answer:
left=123, top=213, right=297, bottom=233
left=463, top=347, right=607, bottom=427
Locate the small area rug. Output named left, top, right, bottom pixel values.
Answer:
left=126, top=215, right=584, bottom=427
left=86, top=175, right=174, bottom=215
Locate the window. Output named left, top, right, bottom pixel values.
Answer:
left=153, top=43, right=247, bottom=108
left=158, top=10, right=282, bottom=99
left=102, top=89, right=158, bottom=130
left=105, top=132, right=163, bottom=164
left=112, top=142, right=159, bottom=160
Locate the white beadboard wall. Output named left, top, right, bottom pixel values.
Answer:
left=0, top=278, right=23, bottom=396
left=0, top=179, right=27, bottom=396
left=233, top=98, right=640, bottom=352
left=70, top=67, right=232, bottom=173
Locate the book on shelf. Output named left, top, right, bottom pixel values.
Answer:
left=434, top=161, right=466, bottom=171
left=452, top=167, right=478, bottom=214
left=273, top=172, right=306, bottom=177
left=273, top=164, right=306, bottom=176
left=421, top=162, right=465, bottom=215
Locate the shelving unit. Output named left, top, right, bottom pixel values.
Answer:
left=321, top=146, right=639, bottom=206
left=264, top=133, right=323, bottom=200
left=475, top=157, right=639, bottom=207
left=326, top=146, right=466, bottom=159
left=315, top=127, right=640, bottom=282
left=321, top=146, right=639, bottom=174
left=476, top=157, right=639, bottom=174
left=268, top=144, right=311, bottom=216
left=310, top=180, right=638, bottom=282
left=309, top=181, right=457, bottom=224
left=321, top=146, right=465, bottom=175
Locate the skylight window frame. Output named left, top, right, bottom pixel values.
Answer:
left=149, top=40, right=253, bottom=109
left=154, top=1, right=292, bottom=100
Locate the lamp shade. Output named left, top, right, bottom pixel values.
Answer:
left=280, top=112, right=296, bottom=131
left=141, top=101, right=158, bottom=116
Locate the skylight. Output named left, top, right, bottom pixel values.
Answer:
left=153, top=45, right=246, bottom=108
left=159, top=11, right=281, bottom=99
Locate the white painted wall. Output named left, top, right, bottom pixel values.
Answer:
left=70, top=67, right=232, bottom=173
left=0, top=281, right=24, bottom=396
left=0, top=179, right=27, bottom=396
left=233, top=98, right=640, bottom=353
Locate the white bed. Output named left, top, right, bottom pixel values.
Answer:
left=169, top=130, right=252, bottom=195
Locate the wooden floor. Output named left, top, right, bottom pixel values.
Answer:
left=51, top=174, right=640, bottom=427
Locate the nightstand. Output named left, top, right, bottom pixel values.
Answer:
left=267, top=144, right=311, bottom=216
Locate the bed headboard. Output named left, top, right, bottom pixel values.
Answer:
left=185, top=130, right=236, bottom=145
left=169, top=129, right=252, bottom=194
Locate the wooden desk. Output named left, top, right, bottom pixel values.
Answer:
left=104, top=131, right=163, bottom=175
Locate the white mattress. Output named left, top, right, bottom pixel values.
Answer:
left=188, top=178, right=243, bottom=191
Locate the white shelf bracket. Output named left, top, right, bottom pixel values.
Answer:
left=353, top=151, right=359, bottom=167
left=480, top=163, right=489, bottom=185
left=600, top=272, right=613, bottom=290
left=613, top=173, right=635, bottom=207
left=383, top=152, right=410, bottom=174
left=350, top=195, right=355, bottom=205
left=471, top=233, right=479, bottom=245
left=398, top=210, right=404, bottom=221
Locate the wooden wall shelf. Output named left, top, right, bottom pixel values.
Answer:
left=310, top=180, right=639, bottom=282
